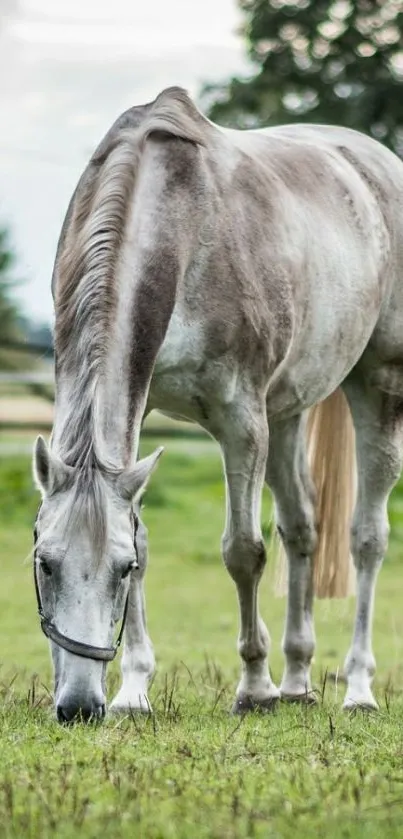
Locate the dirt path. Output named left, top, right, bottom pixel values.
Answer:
left=0, top=397, right=53, bottom=423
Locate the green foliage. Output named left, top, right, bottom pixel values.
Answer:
left=0, top=227, right=53, bottom=375
left=0, top=228, right=21, bottom=349
left=2, top=697, right=403, bottom=838
left=17, top=316, right=53, bottom=351
left=206, top=0, right=403, bottom=154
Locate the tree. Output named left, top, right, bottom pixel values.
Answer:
left=205, top=0, right=403, bottom=156
left=0, top=228, right=21, bottom=346
left=0, top=229, right=53, bottom=403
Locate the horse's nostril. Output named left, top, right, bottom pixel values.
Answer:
left=57, top=703, right=106, bottom=724
left=57, top=705, right=70, bottom=724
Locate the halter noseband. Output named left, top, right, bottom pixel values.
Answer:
left=33, top=509, right=138, bottom=662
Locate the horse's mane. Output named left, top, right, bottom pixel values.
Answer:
left=53, top=87, right=206, bottom=469
left=50, top=87, right=207, bottom=552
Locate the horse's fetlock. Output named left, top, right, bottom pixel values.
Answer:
left=283, top=633, right=315, bottom=664
left=222, top=535, right=266, bottom=578
left=344, top=649, right=376, bottom=678
left=238, top=637, right=268, bottom=663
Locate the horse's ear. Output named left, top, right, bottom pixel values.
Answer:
left=117, top=447, right=164, bottom=501
left=33, top=436, right=51, bottom=494
left=33, top=436, right=74, bottom=497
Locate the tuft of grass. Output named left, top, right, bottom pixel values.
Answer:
left=2, top=443, right=403, bottom=836
left=1, top=681, right=403, bottom=838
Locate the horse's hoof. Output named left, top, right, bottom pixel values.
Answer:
left=280, top=690, right=318, bottom=706
left=109, top=693, right=152, bottom=715
left=343, top=697, right=378, bottom=714
left=231, top=694, right=280, bottom=715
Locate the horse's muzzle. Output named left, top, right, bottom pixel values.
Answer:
left=56, top=701, right=106, bottom=724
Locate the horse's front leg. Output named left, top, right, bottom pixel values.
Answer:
left=266, top=415, right=317, bottom=703
left=218, top=404, right=280, bottom=713
left=110, top=517, right=155, bottom=714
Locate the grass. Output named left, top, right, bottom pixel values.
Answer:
left=2, top=439, right=403, bottom=836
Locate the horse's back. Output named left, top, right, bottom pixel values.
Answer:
left=271, top=127, right=403, bottom=393
left=195, top=121, right=403, bottom=415
left=94, top=93, right=403, bottom=419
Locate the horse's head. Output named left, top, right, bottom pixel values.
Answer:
left=32, top=435, right=162, bottom=723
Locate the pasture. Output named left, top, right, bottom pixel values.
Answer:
left=2, top=437, right=403, bottom=837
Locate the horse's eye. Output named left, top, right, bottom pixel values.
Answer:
left=40, top=559, right=52, bottom=577
left=121, top=561, right=135, bottom=579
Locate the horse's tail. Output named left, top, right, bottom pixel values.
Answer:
left=275, top=388, right=356, bottom=598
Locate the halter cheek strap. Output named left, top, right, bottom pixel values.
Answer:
left=34, top=570, right=129, bottom=661
left=33, top=510, right=137, bottom=663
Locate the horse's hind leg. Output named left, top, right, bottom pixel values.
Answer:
left=266, top=414, right=317, bottom=702
left=341, top=378, right=403, bottom=710
left=218, top=401, right=280, bottom=712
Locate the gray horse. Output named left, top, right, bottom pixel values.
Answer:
left=33, top=87, right=403, bottom=721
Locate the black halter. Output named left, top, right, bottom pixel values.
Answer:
left=33, top=509, right=137, bottom=662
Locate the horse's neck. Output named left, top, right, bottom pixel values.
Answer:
left=53, top=255, right=179, bottom=469
left=99, top=289, right=148, bottom=466
left=51, top=134, right=202, bottom=469
left=52, top=308, right=146, bottom=470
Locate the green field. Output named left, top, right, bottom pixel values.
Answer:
left=2, top=440, right=403, bottom=838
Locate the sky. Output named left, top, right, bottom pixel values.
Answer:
left=0, top=0, right=248, bottom=323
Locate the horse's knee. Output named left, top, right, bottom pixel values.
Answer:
left=277, top=512, right=317, bottom=557
left=222, top=534, right=267, bottom=582
left=350, top=516, right=389, bottom=569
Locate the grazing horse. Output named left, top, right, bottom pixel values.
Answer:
left=33, top=86, right=403, bottom=722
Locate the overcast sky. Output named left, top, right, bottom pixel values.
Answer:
left=0, top=0, right=248, bottom=323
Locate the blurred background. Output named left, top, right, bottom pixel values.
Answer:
left=2, top=0, right=403, bottom=694
left=0, top=0, right=246, bottom=437
left=1, top=0, right=403, bottom=441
